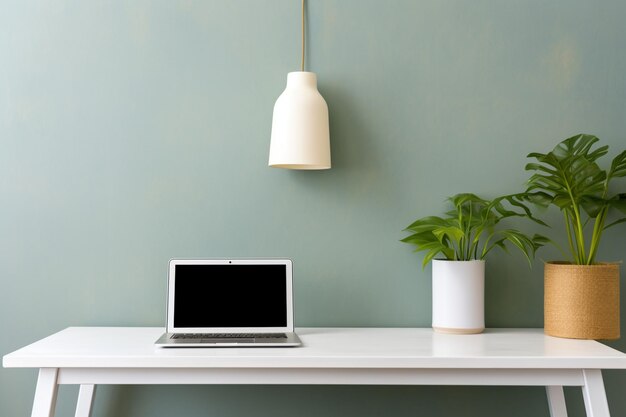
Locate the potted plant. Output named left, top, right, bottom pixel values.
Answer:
left=525, top=134, right=626, bottom=339
left=402, top=193, right=547, bottom=334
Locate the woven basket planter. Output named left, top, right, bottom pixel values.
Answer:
left=544, top=262, right=620, bottom=340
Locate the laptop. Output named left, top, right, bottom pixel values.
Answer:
left=155, top=259, right=302, bottom=347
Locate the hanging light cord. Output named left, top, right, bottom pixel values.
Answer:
left=301, top=0, right=305, bottom=71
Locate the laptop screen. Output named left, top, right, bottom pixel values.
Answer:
left=173, top=264, right=288, bottom=328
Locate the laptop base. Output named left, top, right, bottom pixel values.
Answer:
left=154, top=332, right=302, bottom=348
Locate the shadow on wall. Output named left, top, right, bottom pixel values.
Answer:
left=288, top=82, right=385, bottom=194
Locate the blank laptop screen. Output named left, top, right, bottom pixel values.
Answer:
left=173, top=264, right=288, bottom=328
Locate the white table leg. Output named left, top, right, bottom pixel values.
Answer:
left=582, top=369, right=610, bottom=417
left=546, top=386, right=568, bottom=417
left=74, top=385, right=96, bottom=417
left=31, top=368, right=59, bottom=417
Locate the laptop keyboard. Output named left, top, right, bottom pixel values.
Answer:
left=171, top=333, right=287, bottom=339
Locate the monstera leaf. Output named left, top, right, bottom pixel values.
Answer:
left=525, top=134, right=626, bottom=264
left=526, top=135, right=607, bottom=210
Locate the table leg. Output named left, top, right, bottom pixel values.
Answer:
left=582, top=369, right=610, bottom=417
left=546, top=386, right=568, bottom=417
left=74, top=385, right=96, bottom=417
left=546, top=385, right=567, bottom=417
left=31, top=368, right=59, bottom=417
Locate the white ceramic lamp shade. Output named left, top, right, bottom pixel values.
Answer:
left=269, top=71, right=331, bottom=169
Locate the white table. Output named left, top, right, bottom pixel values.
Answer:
left=4, top=327, right=626, bottom=417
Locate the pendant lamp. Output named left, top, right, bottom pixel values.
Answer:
left=269, top=0, right=331, bottom=170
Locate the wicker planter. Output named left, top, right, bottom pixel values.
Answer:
left=544, top=262, right=620, bottom=340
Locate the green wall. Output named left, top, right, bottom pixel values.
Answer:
left=2, top=1, right=626, bottom=416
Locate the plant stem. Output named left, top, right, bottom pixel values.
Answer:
left=572, top=204, right=586, bottom=264
left=481, top=234, right=492, bottom=260
left=457, top=202, right=463, bottom=260
left=564, top=211, right=577, bottom=263
left=587, top=163, right=612, bottom=265
left=588, top=208, right=607, bottom=265
left=563, top=178, right=586, bottom=263
left=466, top=203, right=473, bottom=260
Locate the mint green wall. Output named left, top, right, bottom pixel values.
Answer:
left=2, top=1, right=625, bottom=416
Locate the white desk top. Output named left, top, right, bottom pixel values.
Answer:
left=4, top=327, right=626, bottom=369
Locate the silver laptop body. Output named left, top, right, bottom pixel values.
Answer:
left=155, top=259, right=301, bottom=347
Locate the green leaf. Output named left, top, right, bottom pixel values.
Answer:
left=432, top=226, right=465, bottom=245
left=609, top=194, right=626, bottom=214
left=531, top=234, right=552, bottom=249
left=523, top=191, right=554, bottom=207
left=482, top=237, right=509, bottom=259
left=400, top=233, right=438, bottom=247
left=402, top=189, right=552, bottom=267
left=404, top=216, right=449, bottom=233
left=608, top=150, right=626, bottom=181
left=526, top=151, right=548, bottom=161
left=604, top=217, right=626, bottom=230
left=494, top=193, right=549, bottom=227
left=498, top=229, right=534, bottom=266
left=580, top=195, right=607, bottom=218
left=524, top=134, right=626, bottom=263
left=525, top=163, right=558, bottom=175
left=422, top=247, right=446, bottom=268
left=450, top=193, right=488, bottom=211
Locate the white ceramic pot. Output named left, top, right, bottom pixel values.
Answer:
left=432, top=259, right=485, bottom=334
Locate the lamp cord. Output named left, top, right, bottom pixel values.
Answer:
left=301, top=0, right=305, bottom=71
